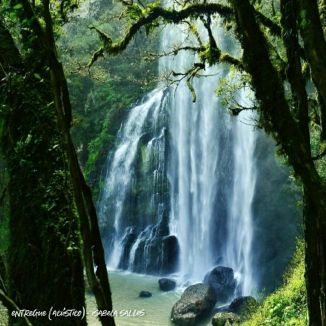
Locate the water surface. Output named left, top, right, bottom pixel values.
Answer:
left=87, top=271, right=214, bottom=326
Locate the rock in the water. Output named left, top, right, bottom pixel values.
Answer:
left=203, top=266, right=236, bottom=302
left=161, top=235, right=180, bottom=274
left=118, top=227, right=138, bottom=269
left=171, top=283, right=217, bottom=325
left=229, top=296, right=258, bottom=317
left=132, top=234, right=179, bottom=275
left=159, top=278, right=176, bottom=291
left=211, top=312, right=240, bottom=326
left=139, top=291, right=152, bottom=298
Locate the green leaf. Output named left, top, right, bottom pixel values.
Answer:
left=13, top=3, right=23, bottom=10
left=34, top=73, right=42, bottom=80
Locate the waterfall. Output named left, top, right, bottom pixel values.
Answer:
left=98, top=13, right=257, bottom=296
left=224, top=95, right=257, bottom=296
left=97, top=88, right=168, bottom=269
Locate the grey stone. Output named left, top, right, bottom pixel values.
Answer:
left=171, top=283, right=217, bottom=325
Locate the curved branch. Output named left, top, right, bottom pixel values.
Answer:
left=90, top=4, right=232, bottom=54
left=0, top=289, right=32, bottom=326
left=228, top=105, right=257, bottom=116
left=89, top=2, right=281, bottom=66
left=145, top=46, right=205, bottom=60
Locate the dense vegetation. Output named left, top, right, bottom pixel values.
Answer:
left=243, top=242, right=307, bottom=326
left=59, top=0, right=159, bottom=196
left=0, top=0, right=115, bottom=325
left=1, top=0, right=326, bottom=325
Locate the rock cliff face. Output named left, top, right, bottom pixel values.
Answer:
left=98, top=89, right=180, bottom=275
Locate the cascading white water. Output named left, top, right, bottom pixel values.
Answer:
left=224, top=105, right=256, bottom=296
left=98, top=6, right=257, bottom=296
left=97, top=88, right=166, bottom=268
left=162, top=18, right=257, bottom=294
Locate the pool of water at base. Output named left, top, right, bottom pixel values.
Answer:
left=86, top=270, right=213, bottom=326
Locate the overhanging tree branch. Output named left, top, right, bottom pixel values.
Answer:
left=88, top=2, right=281, bottom=67
left=91, top=3, right=233, bottom=56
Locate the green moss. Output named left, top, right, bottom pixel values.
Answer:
left=242, top=242, right=307, bottom=326
left=299, top=10, right=309, bottom=30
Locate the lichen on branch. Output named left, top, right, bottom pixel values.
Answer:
left=88, top=1, right=281, bottom=67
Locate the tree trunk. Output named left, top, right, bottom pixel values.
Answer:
left=231, top=1, right=326, bottom=324
left=303, top=185, right=326, bottom=326
left=298, top=0, right=326, bottom=140
left=0, top=18, right=86, bottom=326
left=49, top=60, right=116, bottom=326
left=43, top=4, right=116, bottom=324
left=280, top=0, right=310, bottom=147
left=12, top=1, right=116, bottom=325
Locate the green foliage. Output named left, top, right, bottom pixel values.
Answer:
left=308, top=91, right=326, bottom=178
left=59, top=0, right=159, bottom=194
left=0, top=57, right=86, bottom=318
left=242, top=242, right=307, bottom=326
left=299, top=10, right=308, bottom=30
left=216, top=67, right=255, bottom=114
left=126, top=3, right=144, bottom=21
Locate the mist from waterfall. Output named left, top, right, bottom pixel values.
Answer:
left=224, top=98, right=257, bottom=296
left=98, top=13, right=257, bottom=296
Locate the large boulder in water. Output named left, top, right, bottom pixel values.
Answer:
left=171, top=283, right=217, bottom=325
left=203, top=266, right=236, bottom=302
left=159, top=278, right=176, bottom=291
left=211, top=312, right=240, bottom=326
left=229, top=296, right=258, bottom=319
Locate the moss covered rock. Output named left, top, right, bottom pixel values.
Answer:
left=212, top=312, right=240, bottom=326
left=171, top=283, right=217, bottom=325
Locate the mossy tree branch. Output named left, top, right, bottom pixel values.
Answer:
left=298, top=0, right=326, bottom=141
left=89, top=2, right=281, bottom=67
